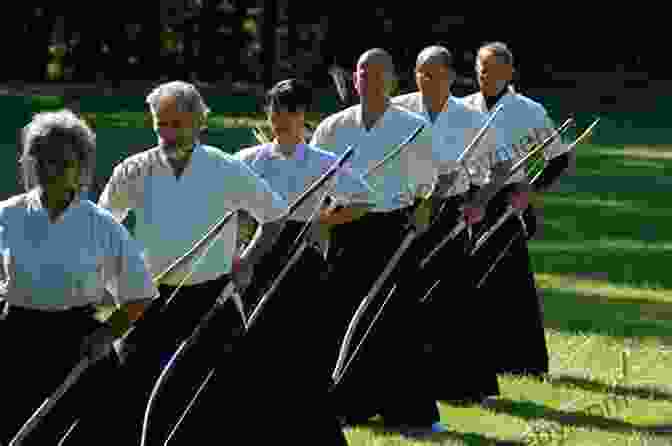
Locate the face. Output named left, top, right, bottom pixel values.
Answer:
left=267, top=105, right=305, bottom=143
left=153, top=94, right=199, bottom=154
left=476, top=49, right=513, bottom=97
left=354, top=60, right=387, bottom=99
left=37, top=149, right=81, bottom=192
left=415, top=61, right=452, bottom=101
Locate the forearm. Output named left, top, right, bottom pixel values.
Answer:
left=318, top=204, right=369, bottom=225
left=239, top=217, right=287, bottom=266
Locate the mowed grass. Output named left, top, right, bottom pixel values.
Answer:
left=23, top=100, right=672, bottom=445
left=344, top=140, right=672, bottom=445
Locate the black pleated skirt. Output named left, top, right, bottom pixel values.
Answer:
left=470, top=185, right=549, bottom=377
left=155, top=220, right=348, bottom=445
left=0, top=304, right=122, bottom=444
left=398, top=194, right=502, bottom=404
left=326, top=209, right=440, bottom=427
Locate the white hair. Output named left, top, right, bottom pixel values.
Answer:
left=145, top=81, right=211, bottom=128
left=20, top=109, right=96, bottom=191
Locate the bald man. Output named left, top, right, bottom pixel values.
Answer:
left=311, top=48, right=448, bottom=437
left=391, top=45, right=501, bottom=404
left=461, top=42, right=572, bottom=377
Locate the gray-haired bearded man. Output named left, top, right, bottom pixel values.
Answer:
left=97, top=80, right=288, bottom=442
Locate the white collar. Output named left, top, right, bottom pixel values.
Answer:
left=478, top=85, right=516, bottom=112
left=420, top=94, right=454, bottom=120
left=157, top=142, right=202, bottom=167
left=255, top=142, right=308, bottom=163
left=26, top=187, right=82, bottom=222
left=355, top=99, right=392, bottom=130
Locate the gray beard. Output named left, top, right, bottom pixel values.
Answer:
left=161, top=141, right=196, bottom=160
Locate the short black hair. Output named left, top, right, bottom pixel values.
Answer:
left=265, top=78, right=313, bottom=113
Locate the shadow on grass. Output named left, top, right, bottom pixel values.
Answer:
left=356, top=418, right=525, bottom=445
left=546, top=372, right=672, bottom=403
left=535, top=187, right=672, bottom=241
left=529, top=184, right=672, bottom=289
left=572, top=143, right=672, bottom=178
left=541, top=286, right=672, bottom=341
left=483, top=397, right=664, bottom=436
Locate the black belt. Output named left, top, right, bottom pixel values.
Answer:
left=7, top=303, right=96, bottom=318
left=159, top=273, right=231, bottom=290
left=371, top=206, right=411, bottom=218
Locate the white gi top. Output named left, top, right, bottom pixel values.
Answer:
left=234, top=142, right=375, bottom=222
left=461, top=86, right=569, bottom=184
left=310, top=102, right=446, bottom=213
left=392, top=92, right=496, bottom=195
left=98, top=144, right=288, bottom=286
left=0, top=189, right=158, bottom=310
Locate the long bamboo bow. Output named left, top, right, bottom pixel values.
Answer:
left=466, top=118, right=601, bottom=291
left=331, top=107, right=505, bottom=387
left=11, top=146, right=355, bottom=446
left=158, top=125, right=428, bottom=443
left=139, top=146, right=356, bottom=446
left=418, top=116, right=575, bottom=271
left=470, top=117, right=600, bottom=257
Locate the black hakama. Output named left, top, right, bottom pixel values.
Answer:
left=106, top=273, right=236, bottom=443
left=0, top=305, right=123, bottom=444
left=326, top=208, right=441, bottom=428
left=393, top=193, right=501, bottom=404
left=470, top=185, right=549, bottom=377
left=148, top=220, right=347, bottom=445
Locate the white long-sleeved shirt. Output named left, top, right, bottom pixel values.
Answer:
left=0, top=189, right=158, bottom=310
left=234, top=142, right=374, bottom=221
left=310, top=103, right=443, bottom=213
left=98, top=144, right=288, bottom=286
left=392, top=92, right=497, bottom=195
left=460, top=87, right=569, bottom=184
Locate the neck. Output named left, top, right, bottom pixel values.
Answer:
left=360, top=94, right=388, bottom=129
left=273, top=140, right=299, bottom=157
left=163, top=141, right=196, bottom=161
left=484, top=83, right=510, bottom=110
left=41, top=186, right=75, bottom=220
left=424, top=91, right=450, bottom=115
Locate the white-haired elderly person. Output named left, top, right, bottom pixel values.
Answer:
left=461, top=41, right=572, bottom=378
left=97, top=80, right=288, bottom=442
left=0, top=109, right=158, bottom=443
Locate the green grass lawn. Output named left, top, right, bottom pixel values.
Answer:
left=12, top=96, right=672, bottom=445
left=343, top=140, right=672, bottom=445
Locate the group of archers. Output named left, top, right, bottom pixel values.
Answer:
left=1, top=41, right=580, bottom=444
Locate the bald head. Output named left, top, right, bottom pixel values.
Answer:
left=414, top=46, right=455, bottom=110
left=357, top=48, right=395, bottom=75
left=416, top=46, right=454, bottom=71
left=354, top=48, right=397, bottom=100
